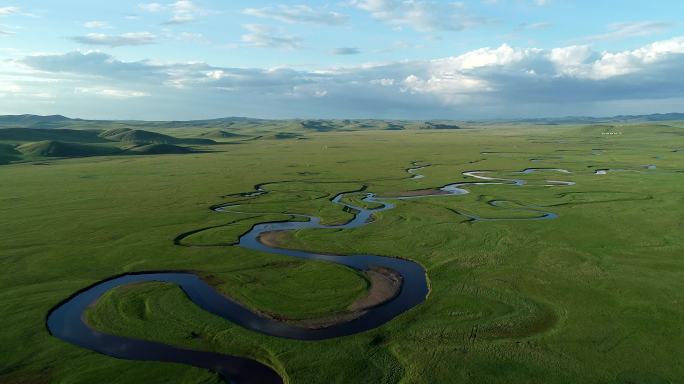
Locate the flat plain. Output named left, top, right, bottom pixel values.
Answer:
left=1, top=120, right=683, bottom=383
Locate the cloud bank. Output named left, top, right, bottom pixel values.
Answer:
left=4, top=37, right=684, bottom=119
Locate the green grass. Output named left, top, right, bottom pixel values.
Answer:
left=1, top=122, right=683, bottom=383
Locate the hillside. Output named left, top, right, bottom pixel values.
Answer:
left=102, top=128, right=180, bottom=144
left=0, top=128, right=106, bottom=143
left=127, top=143, right=193, bottom=154
left=0, top=143, right=22, bottom=164
left=0, top=127, right=207, bottom=163
left=199, top=129, right=244, bottom=139
left=100, top=128, right=215, bottom=145
left=17, top=140, right=121, bottom=158
left=0, top=114, right=73, bottom=128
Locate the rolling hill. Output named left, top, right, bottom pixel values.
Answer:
left=199, top=129, right=245, bottom=139
left=0, top=128, right=106, bottom=143
left=0, top=114, right=73, bottom=129
left=99, top=128, right=215, bottom=145
left=0, top=126, right=207, bottom=163
left=1, top=113, right=682, bottom=133
left=16, top=140, right=121, bottom=158
left=126, top=143, right=193, bottom=154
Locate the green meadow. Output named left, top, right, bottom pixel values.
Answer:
left=1, top=120, right=683, bottom=383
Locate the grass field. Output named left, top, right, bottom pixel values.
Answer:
left=1, top=121, right=683, bottom=383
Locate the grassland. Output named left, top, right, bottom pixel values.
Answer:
left=1, top=120, right=683, bottom=383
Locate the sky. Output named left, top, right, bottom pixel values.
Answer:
left=1, top=0, right=684, bottom=120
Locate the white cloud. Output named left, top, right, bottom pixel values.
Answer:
left=74, top=87, right=149, bottom=98
left=0, top=6, right=37, bottom=18
left=350, top=0, right=489, bottom=32
left=243, top=5, right=348, bottom=26
left=138, top=2, right=165, bottom=12
left=431, top=43, right=540, bottom=71
left=584, top=21, right=671, bottom=42
left=241, top=24, right=301, bottom=49
left=138, top=1, right=206, bottom=24
left=0, top=6, right=19, bottom=16
left=71, top=32, right=157, bottom=47
left=83, top=20, right=109, bottom=29
left=589, top=37, right=684, bottom=79
left=370, top=78, right=394, bottom=86
left=401, top=72, right=490, bottom=105
left=166, top=0, right=206, bottom=24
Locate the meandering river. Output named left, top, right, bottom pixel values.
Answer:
left=47, top=167, right=573, bottom=384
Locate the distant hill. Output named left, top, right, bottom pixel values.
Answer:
left=17, top=140, right=120, bottom=158
left=0, top=114, right=73, bottom=128
left=0, top=125, right=212, bottom=164
left=604, top=113, right=684, bottom=122
left=0, top=128, right=106, bottom=143
left=0, top=124, right=211, bottom=164
left=271, top=132, right=304, bottom=139
left=385, top=123, right=405, bottom=130
left=300, top=120, right=337, bottom=132
left=99, top=127, right=134, bottom=139
left=100, top=128, right=215, bottom=145
left=0, top=113, right=682, bottom=133
left=120, top=117, right=273, bottom=130
left=296, top=119, right=419, bottom=132
left=199, top=129, right=244, bottom=139
left=421, top=122, right=461, bottom=130
left=102, top=128, right=178, bottom=144
left=0, top=115, right=272, bottom=131
left=127, top=143, right=192, bottom=154
left=156, top=116, right=270, bottom=126
left=13, top=140, right=195, bottom=160
left=506, top=113, right=684, bottom=125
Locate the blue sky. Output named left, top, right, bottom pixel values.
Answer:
left=1, top=1, right=684, bottom=120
